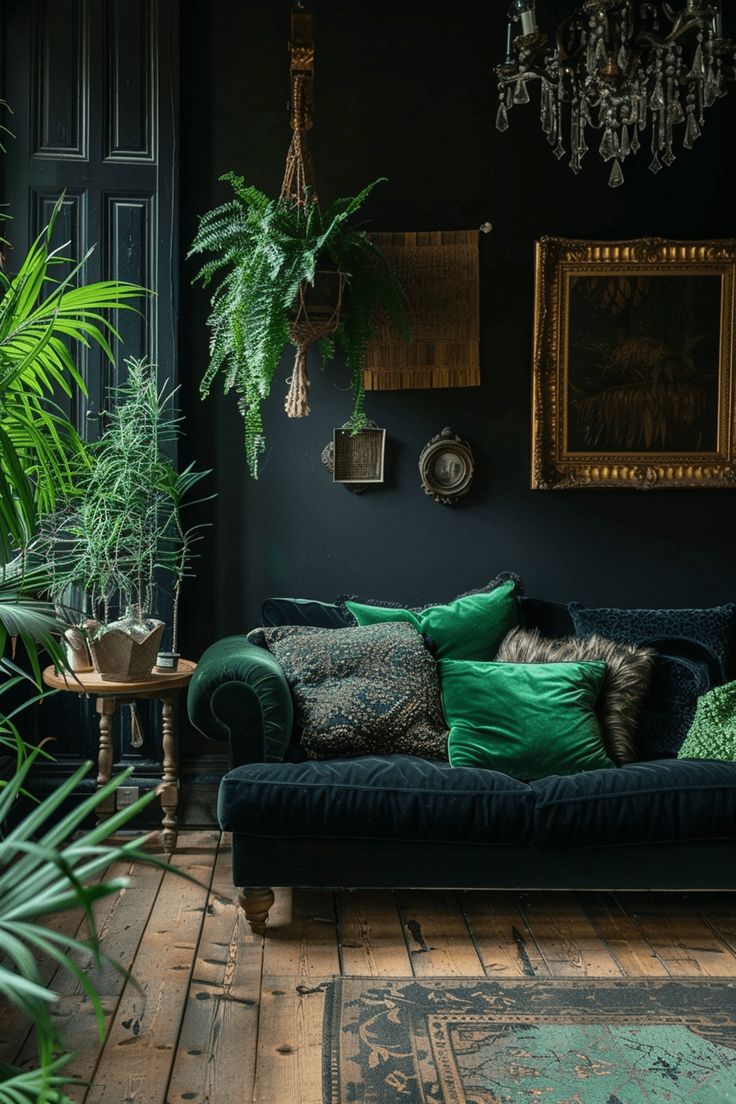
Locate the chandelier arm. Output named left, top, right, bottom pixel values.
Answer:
left=497, top=70, right=552, bottom=89
left=554, top=14, right=577, bottom=63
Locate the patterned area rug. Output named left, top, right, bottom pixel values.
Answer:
left=322, top=977, right=736, bottom=1103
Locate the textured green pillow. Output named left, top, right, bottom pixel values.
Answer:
left=440, top=659, right=613, bottom=780
left=345, top=581, right=518, bottom=661
left=678, top=681, right=736, bottom=761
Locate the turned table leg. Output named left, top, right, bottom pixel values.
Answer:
left=238, top=887, right=275, bottom=935
left=160, top=695, right=179, bottom=854
left=95, top=697, right=117, bottom=822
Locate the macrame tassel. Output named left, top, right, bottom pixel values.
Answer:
left=129, top=702, right=144, bottom=749
left=285, top=345, right=311, bottom=417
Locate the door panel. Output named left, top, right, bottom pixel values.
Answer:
left=1, top=0, right=179, bottom=787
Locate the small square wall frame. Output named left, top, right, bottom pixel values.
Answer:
left=332, top=427, right=386, bottom=484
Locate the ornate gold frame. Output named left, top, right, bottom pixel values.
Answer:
left=531, top=237, right=736, bottom=490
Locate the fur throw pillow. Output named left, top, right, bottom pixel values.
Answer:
left=495, top=628, right=655, bottom=765
left=247, top=622, right=448, bottom=761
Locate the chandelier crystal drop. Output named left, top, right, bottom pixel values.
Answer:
left=495, top=2, right=735, bottom=187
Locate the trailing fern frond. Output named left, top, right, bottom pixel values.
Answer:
left=189, top=176, right=407, bottom=478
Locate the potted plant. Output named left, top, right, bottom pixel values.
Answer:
left=36, top=359, right=209, bottom=680
left=0, top=192, right=189, bottom=1101
left=188, top=174, right=408, bottom=478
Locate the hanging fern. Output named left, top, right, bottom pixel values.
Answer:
left=188, top=175, right=407, bottom=477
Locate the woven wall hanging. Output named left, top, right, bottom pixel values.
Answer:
left=363, top=230, right=480, bottom=391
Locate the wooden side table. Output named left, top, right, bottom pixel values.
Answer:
left=42, top=660, right=197, bottom=853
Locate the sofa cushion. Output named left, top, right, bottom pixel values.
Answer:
left=345, top=581, right=518, bottom=661
left=442, top=659, right=613, bottom=780
left=569, top=601, right=736, bottom=682
left=496, top=628, right=655, bottom=765
left=246, top=622, right=448, bottom=760
left=339, top=570, right=522, bottom=617
left=520, top=597, right=575, bottom=639
left=678, top=680, right=736, bottom=762
left=218, top=754, right=535, bottom=844
left=637, top=652, right=712, bottom=758
left=261, top=596, right=352, bottom=630
left=531, top=759, right=736, bottom=848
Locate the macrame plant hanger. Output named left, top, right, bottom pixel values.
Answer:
left=282, top=1, right=345, bottom=418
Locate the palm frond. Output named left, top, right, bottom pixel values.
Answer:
left=0, top=197, right=148, bottom=559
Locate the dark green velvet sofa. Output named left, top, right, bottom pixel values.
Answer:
left=187, top=595, right=736, bottom=933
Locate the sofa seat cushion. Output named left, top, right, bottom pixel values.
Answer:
left=531, top=759, right=736, bottom=848
left=218, top=754, right=535, bottom=844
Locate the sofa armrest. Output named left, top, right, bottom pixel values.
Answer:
left=187, top=637, right=294, bottom=767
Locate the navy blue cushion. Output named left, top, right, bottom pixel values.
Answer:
left=218, top=754, right=535, bottom=844
left=261, top=597, right=351, bottom=630
left=637, top=653, right=712, bottom=759
left=531, top=759, right=736, bottom=848
left=520, top=597, right=575, bottom=640
left=569, top=601, right=736, bottom=682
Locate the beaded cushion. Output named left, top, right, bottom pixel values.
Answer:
left=246, top=622, right=448, bottom=761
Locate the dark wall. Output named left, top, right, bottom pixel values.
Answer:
left=179, top=0, right=736, bottom=658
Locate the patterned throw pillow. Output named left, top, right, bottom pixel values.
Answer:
left=496, top=627, right=655, bottom=765
left=569, top=602, right=736, bottom=683
left=246, top=622, right=448, bottom=761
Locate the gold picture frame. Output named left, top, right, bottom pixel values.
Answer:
left=531, top=237, right=736, bottom=490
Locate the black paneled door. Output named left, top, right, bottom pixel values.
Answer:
left=1, top=0, right=180, bottom=789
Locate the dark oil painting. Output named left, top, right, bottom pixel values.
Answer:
left=566, top=273, right=723, bottom=454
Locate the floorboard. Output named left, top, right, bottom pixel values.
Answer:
left=623, top=892, right=736, bottom=978
left=516, top=892, right=623, bottom=977
left=336, top=889, right=412, bottom=977
left=83, top=831, right=219, bottom=1104
left=396, top=889, right=485, bottom=977
left=460, top=890, right=550, bottom=977
left=2, top=834, right=735, bottom=1104
left=166, top=835, right=263, bottom=1104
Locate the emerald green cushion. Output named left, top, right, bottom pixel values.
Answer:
left=440, top=660, right=614, bottom=780
left=678, top=681, right=736, bottom=761
left=345, top=581, right=517, bottom=661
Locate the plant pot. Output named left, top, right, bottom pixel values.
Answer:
left=155, top=651, right=180, bottom=672
left=286, top=267, right=346, bottom=419
left=63, top=627, right=93, bottom=673
left=89, top=620, right=165, bottom=681
left=290, top=267, right=345, bottom=325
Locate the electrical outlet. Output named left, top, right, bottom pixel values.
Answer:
left=117, top=785, right=140, bottom=808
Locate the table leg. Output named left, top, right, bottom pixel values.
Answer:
left=160, top=696, right=178, bottom=854
left=95, top=697, right=117, bottom=822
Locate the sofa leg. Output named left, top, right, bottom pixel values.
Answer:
left=238, top=886, right=275, bottom=935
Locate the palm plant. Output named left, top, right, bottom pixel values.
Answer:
left=0, top=717, right=171, bottom=1104
left=189, top=174, right=407, bottom=477
left=0, top=202, right=142, bottom=559
left=0, top=198, right=172, bottom=1102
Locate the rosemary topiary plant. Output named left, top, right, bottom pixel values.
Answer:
left=188, top=174, right=407, bottom=477
left=36, top=358, right=209, bottom=653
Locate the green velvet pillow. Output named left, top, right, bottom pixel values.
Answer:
left=345, top=581, right=518, bottom=661
left=440, top=659, right=613, bottom=780
left=678, top=681, right=736, bottom=761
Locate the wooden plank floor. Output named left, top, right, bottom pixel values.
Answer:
left=2, top=831, right=736, bottom=1103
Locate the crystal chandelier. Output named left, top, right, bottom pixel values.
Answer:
left=494, top=2, right=735, bottom=186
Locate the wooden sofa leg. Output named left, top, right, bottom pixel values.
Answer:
left=238, top=887, right=275, bottom=935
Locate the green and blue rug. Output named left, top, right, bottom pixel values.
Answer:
left=322, top=977, right=736, bottom=1103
